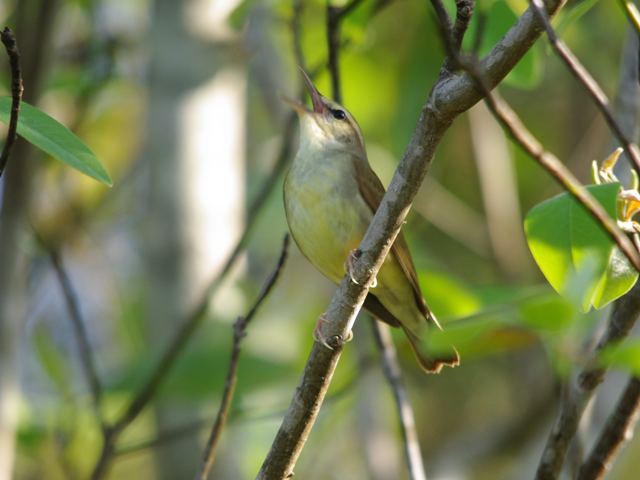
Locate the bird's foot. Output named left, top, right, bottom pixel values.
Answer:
left=344, top=249, right=377, bottom=288
left=313, top=313, right=353, bottom=350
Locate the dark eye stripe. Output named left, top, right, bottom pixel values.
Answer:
left=330, top=109, right=347, bottom=120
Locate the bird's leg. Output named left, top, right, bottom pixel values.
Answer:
left=313, top=313, right=353, bottom=350
left=344, top=249, right=377, bottom=288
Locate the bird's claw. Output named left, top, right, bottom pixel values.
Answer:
left=344, top=249, right=377, bottom=287
left=345, top=249, right=361, bottom=285
left=313, top=313, right=353, bottom=350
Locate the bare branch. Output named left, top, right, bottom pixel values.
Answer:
left=435, top=0, right=476, bottom=74
left=618, top=0, right=640, bottom=37
left=89, top=111, right=297, bottom=480
left=577, top=376, right=640, bottom=480
left=370, top=321, right=426, bottom=480
left=534, top=285, right=640, bottom=479
left=530, top=0, right=640, bottom=176
left=196, top=235, right=290, bottom=480
left=460, top=57, right=640, bottom=271
left=0, top=27, right=24, bottom=177
left=258, top=1, right=565, bottom=477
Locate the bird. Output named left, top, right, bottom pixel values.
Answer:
left=283, top=70, right=459, bottom=373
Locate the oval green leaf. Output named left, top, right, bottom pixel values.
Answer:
left=524, top=183, right=637, bottom=311
left=0, top=96, right=112, bottom=186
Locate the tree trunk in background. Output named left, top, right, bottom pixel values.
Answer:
left=0, top=2, right=57, bottom=478
left=142, top=0, right=244, bottom=477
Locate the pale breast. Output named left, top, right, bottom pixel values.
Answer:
left=284, top=151, right=371, bottom=284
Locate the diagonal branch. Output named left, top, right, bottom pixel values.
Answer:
left=324, top=3, right=427, bottom=477
left=577, top=376, right=640, bottom=480
left=534, top=285, right=640, bottom=480
left=89, top=115, right=297, bottom=480
left=618, top=0, right=640, bottom=38
left=257, top=1, right=564, bottom=477
left=439, top=21, right=640, bottom=478
left=195, top=235, right=290, bottom=480
left=530, top=0, right=640, bottom=176
left=0, top=27, right=24, bottom=177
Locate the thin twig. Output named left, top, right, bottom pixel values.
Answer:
left=327, top=0, right=366, bottom=102
left=370, top=321, right=426, bottom=480
left=0, top=27, right=24, bottom=177
left=530, top=0, right=640, bottom=176
left=534, top=285, right=640, bottom=480
left=453, top=54, right=640, bottom=271
left=196, top=235, right=290, bottom=480
left=116, top=362, right=367, bottom=459
left=292, top=0, right=306, bottom=72
left=89, top=112, right=297, bottom=480
left=428, top=0, right=453, bottom=36
left=258, top=1, right=564, bottom=477
left=577, top=376, right=640, bottom=480
left=49, top=249, right=104, bottom=424
left=441, top=27, right=640, bottom=477
left=440, top=0, right=475, bottom=74
left=618, top=0, right=640, bottom=37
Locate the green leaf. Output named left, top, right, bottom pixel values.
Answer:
left=524, top=183, right=638, bottom=311
left=518, top=293, right=577, bottom=332
left=599, top=340, right=640, bottom=375
left=418, top=270, right=483, bottom=320
left=0, top=97, right=112, bottom=186
left=592, top=247, right=638, bottom=309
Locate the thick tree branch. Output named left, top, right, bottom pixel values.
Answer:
left=257, top=1, right=564, bottom=477
left=0, top=27, right=23, bottom=177
left=577, top=376, right=640, bottom=480
left=196, top=235, right=289, bottom=480
left=530, top=0, right=640, bottom=176
left=370, top=321, right=426, bottom=480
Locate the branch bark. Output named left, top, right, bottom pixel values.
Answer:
left=577, top=376, right=640, bottom=480
left=370, top=321, right=426, bottom=480
left=0, top=27, right=23, bottom=177
left=257, top=1, right=564, bottom=477
left=530, top=0, right=640, bottom=176
left=535, top=284, right=640, bottom=479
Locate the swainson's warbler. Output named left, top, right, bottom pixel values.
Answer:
left=283, top=70, right=459, bottom=373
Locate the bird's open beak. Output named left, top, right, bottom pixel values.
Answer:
left=299, top=68, right=325, bottom=114
left=282, top=68, right=326, bottom=116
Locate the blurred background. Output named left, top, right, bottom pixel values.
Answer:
left=0, top=0, right=639, bottom=479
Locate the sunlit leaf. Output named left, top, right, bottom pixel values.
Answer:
left=524, top=183, right=637, bottom=311
left=599, top=340, right=640, bottom=375
left=418, top=270, right=483, bottom=320
left=0, top=97, right=112, bottom=186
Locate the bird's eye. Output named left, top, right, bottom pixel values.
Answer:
left=331, top=109, right=347, bottom=120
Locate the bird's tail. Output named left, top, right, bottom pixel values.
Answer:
left=401, top=325, right=460, bottom=374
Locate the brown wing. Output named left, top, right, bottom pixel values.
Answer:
left=351, top=155, right=440, bottom=329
